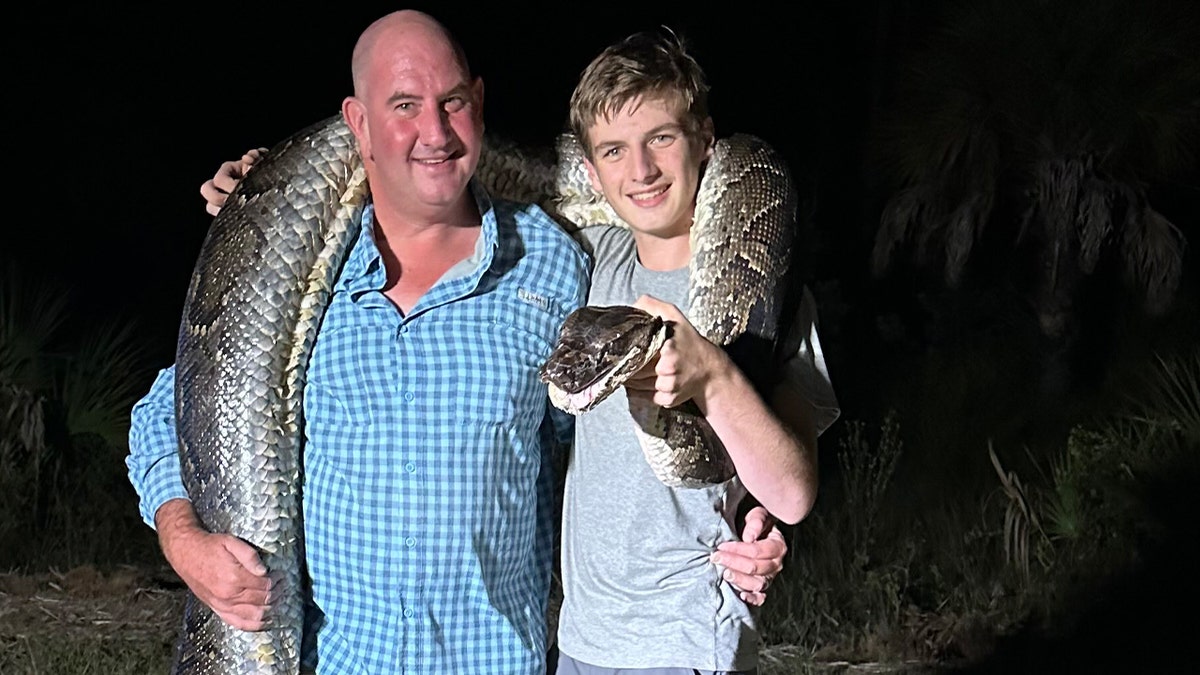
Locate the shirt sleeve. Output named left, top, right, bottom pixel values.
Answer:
left=126, top=365, right=188, bottom=528
left=779, top=286, right=841, bottom=437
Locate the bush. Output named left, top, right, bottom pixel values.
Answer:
left=0, top=263, right=161, bottom=570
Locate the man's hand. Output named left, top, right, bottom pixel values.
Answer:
left=200, top=148, right=268, bottom=216
left=624, top=295, right=732, bottom=411
left=155, top=499, right=274, bottom=631
left=711, top=505, right=787, bottom=606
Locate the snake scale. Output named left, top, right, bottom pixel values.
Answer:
left=173, top=114, right=795, bottom=673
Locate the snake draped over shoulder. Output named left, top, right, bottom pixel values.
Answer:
left=540, top=132, right=798, bottom=488
left=172, top=114, right=795, bottom=673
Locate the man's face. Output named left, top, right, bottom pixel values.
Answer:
left=347, top=29, right=484, bottom=219
left=583, top=96, right=712, bottom=240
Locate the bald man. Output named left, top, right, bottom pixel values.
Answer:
left=128, top=11, right=589, bottom=674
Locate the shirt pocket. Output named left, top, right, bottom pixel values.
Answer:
left=447, top=312, right=556, bottom=427
left=303, top=324, right=383, bottom=429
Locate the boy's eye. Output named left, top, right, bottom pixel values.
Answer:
left=602, top=147, right=623, bottom=159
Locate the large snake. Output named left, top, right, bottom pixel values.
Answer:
left=172, top=114, right=794, bottom=673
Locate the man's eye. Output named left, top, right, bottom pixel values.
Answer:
left=650, top=134, right=675, bottom=145
left=444, top=96, right=466, bottom=112
left=602, top=147, right=622, bottom=159
left=396, top=102, right=414, bottom=112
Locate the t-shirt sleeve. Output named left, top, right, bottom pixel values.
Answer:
left=778, top=286, right=841, bottom=436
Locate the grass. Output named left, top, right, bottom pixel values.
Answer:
left=0, top=636, right=173, bottom=675
left=760, top=315, right=1198, bottom=670
left=0, top=566, right=179, bottom=675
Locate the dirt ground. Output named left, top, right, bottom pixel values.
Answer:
left=0, top=566, right=944, bottom=675
left=0, top=565, right=183, bottom=662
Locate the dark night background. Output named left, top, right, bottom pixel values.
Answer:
left=7, top=2, right=911, bottom=370
left=12, top=1, right=1193, bottom=377
left=3, top=2, right=1199, bottom=672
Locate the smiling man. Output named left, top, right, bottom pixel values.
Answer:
left=128, top=11, right=590, bottom=674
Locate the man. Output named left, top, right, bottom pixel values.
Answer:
left=128, top=10, right=589, bottom=674
left=135, top=11, right=787, bottom=675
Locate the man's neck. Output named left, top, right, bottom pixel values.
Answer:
left=371, top=194, right=481, bottom=242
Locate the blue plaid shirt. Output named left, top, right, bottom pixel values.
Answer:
left=127, top=183, right=588, bottom=674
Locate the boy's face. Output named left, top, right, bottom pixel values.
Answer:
left=583, top=96, right=713, bottom=241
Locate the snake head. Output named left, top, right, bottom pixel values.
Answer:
left=539, top=305, right=667, bottom=414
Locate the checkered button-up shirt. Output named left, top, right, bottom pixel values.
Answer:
left=128, top=185, right=589, bottom=674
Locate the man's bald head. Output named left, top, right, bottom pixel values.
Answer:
left=350, top=10, right=471, bottom=98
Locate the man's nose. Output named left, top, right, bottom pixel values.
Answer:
left=418, top=108, right=454, bottom=146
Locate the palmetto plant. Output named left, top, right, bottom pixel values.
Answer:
left=870, top=0, right=1197, bottom=337
left=0, top=261, right=154, bottom=567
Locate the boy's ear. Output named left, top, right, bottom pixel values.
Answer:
left=583, top=158, right=604, bottom=193
left=701, top=117, right=715, bottom=159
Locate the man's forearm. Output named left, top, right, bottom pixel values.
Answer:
left=154, top=498, right=203, bottom=560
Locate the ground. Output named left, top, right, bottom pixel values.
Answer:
left=0, top=565, right=946, bottom=675
left=0, top=565, right=181, bottom=673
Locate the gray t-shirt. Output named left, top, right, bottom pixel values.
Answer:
left=556, top=225, right=839, bottom=671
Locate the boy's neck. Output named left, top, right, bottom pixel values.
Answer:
left=632, top=230, right=691, bottom=272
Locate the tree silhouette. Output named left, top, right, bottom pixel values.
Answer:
left=870, top=0, right=1197, bottom=339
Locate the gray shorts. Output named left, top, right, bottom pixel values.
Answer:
left=555, top=651, right=755, bottom=675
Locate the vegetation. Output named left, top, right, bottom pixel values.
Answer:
left=0, top=261, right=162, bottom=571
left=868, top=0, right=1198, bottom=340
left=758, top=311, right=1199, bottom=673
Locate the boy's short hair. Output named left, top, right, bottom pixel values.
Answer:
left=569, top=27, right=710, bottom=157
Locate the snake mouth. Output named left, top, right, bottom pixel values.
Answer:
left=546, top=344, right=660, bottom=414
left=540, top=305, right=668, bottom=415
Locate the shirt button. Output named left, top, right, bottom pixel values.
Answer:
left=403, top=607, right=415, bottom=619
left=405, top=536, right=416, bottom=548
left=403, top=391, right=415, bottom=402
left=404, top=462, right=416, bottom=473
left=398, top=324, right=409, bottom=335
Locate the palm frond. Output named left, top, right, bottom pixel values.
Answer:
left=869, top=0, right=1197, bottom=317
left=874, top=185, right=929, bottom=277
left=1075, top=171, right=1116, bottom=274
left=943, top=191, right=991, bottom=286
left=0, top=263, right=68, bottom=388
left=55, top=319, right=151, bottom=449
left=1139, top=349, right=1200, bottom=443
left=1121, top=204, right=1186, bottom=315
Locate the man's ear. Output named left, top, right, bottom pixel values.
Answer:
left=470, top=76, right=484, bottom=131
left=342, top=96, right=370, bottom=159
left=471, top=76, right=486, bottom=125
